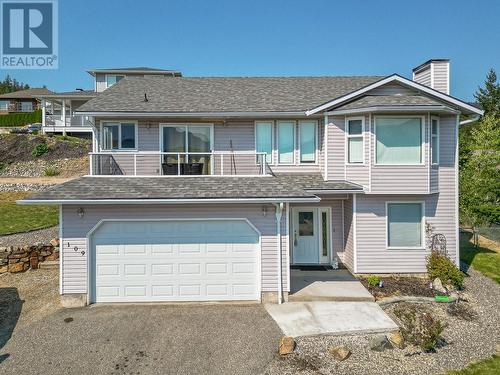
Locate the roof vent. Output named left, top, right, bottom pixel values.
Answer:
left=75, top=88, right=84, bottom=92
left=412, top=59, right=450, bottom=94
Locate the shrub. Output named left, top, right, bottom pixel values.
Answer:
left=394, top=304, right=444, bottom=350
left=0, top=109, right=42, bottom=127
left=44, top=165, right=60, bottom=176
left=426, top=250, right=464, bottom=288
left=32, top=142, right=48, bottom=157
left=367, top=275, right=381, bottom=287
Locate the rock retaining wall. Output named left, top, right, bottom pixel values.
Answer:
left=0, top=238, right=59, bottom=273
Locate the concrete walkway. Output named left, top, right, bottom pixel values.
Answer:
left=289, top=269, right=374, bottom=302
left=265, top=301, right=398, bottom=337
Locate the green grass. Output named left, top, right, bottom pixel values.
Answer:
left=446, top=355, right=500, bottom=374
left=0, top=191, right=58, bottom=235
left=460, top=232, right=500, bottom=284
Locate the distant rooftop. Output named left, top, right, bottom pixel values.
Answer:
left=0, top=87, right=53, bottom=99
left=87, top=67, right=182, bottom=77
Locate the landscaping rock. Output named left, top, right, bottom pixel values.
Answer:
left=30, top=256, right=39, bottom=269
left=279, top=336, right=295, bottom=355
left=388, top=330, right=405, bottom=349
left=432, top=278, right=447, bottom=294
left=50, top=238, right=60, bottom=247
left=0, top=265, right=8, bottom=273
left=8, top=262, right=24, bottom=273
left=369, top=335, right=393, bottom=352
left=328, top=345, right=351, bottom=361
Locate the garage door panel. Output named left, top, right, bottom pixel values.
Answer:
left=92, top=220, right=259, bottom=303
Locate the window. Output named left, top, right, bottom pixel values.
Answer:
left=299, top=121, right=317, bottom=163
left=321, top=211, right=329, bottom=257
left=376, top=117, right=423, bottom=164
left=105, top=75, right=124, bottom=88
left=431, top=117, right=439, bottom=165
left=0, top=100, right=10, bottom=110
left=347, top=117, right=364, bottom=163
left=102, top=122, right=137, bottom=150
left=255, top=121, right=273, bottom=163
left=277, top=121, right=295, bottom=164
left=298, top=211, right=314, bottom=236
left=387, top=202, right=423, bottom=248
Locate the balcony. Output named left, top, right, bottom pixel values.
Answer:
left=89, top=151, right=270, bottom=176
left=45, top=114, right=92, bottom=128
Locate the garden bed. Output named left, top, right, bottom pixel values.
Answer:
left=359, top=276, right=441, bottom=300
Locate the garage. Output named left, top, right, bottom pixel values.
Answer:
left=90, top=219, right=260, bottom=303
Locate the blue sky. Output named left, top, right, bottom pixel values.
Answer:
left=2, top=0, right=499, bottom=100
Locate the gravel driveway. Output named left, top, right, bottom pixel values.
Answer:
left=0, top=275, right=282, bottom=375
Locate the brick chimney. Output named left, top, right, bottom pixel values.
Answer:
left=412, top=59, right=450, bottom=94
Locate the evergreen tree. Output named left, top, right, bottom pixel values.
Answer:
left=474, top=68, right=500, bottom=116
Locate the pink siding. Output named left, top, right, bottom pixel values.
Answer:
left=61, top=204, right=289, bottom=295
left=342, top=195, right=354, bottom=271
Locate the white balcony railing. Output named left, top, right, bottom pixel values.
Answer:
left=89, top=151, right=270, bottom=176
left=45, top=114, right=92, bottom=127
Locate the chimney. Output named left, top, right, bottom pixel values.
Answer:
left=412, top=59, right=450, bottom=94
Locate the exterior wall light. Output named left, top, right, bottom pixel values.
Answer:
left=77, top=207, right=85, bottom=218
left=262, top=205, right=268, bottom=217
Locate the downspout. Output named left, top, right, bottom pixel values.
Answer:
left=274, top=203, right=284, bottom=304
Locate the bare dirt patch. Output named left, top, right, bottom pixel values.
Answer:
left=360, top=276, right=440, bottom=300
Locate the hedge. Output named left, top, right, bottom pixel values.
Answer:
left=0, top=109, right=42, bottom=127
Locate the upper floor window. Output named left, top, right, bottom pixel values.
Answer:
left=431, top=117, right=439, bottom=165
left=299, top=121, right=317, bottom=163
left=255, top=121, right=273, bottom=164
left=375, top=117, right=423, bottom=165
left=101, top=122, right=137, bottom=150
left=105, top=74, right=124, bottom=88
left=277, top=121, right=295, bottom=164
left=346, top=117, right=364, bottom=164
left=387, top=202, right=424, bottom=248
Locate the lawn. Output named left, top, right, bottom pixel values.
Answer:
left=0, top=191, right=58, bottom=235
left=447, top=356, right=500, bottom=375
left=460, top=231, right=500, bottom=284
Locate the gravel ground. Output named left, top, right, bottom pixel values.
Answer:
left=0, top=157, right=88, bottom=178
left=0, top=226, right=59, bottom=247
left=0, top=183, right=56, bottom=192
left=264, top=267, right=500, bottom=375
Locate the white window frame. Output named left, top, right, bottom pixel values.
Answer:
left=277, top=120, right=296, bottom=165
left=385, top=201, right=425, bottom=250
left=100, top=121, right=139, bottom=151
left=345, top=116, right=365, bottom=165
left=254, top=120, right=275, bottom=165
left=431, top=116, right=440, bottom=165
left=297, top=120, right=319, bottom=165
left=105, top=74, right=125, bottom=88
left=374, top=115, right=426, bottom=166
left=159, top=123, right=214, bottom=153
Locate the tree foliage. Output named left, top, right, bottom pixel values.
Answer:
left=0, top=75, right=30, bottom=95
left=460, top=69, right=500, bottom=226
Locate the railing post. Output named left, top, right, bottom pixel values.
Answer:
left=89, top=154, right=93, bottom=176
left=133, top=153, right=137, bottom=176
left=220, top=154, right=224, bottom=176
left=177, top=153, right=181, bottom=175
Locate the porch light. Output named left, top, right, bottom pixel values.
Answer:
left=262, top=205, right=268, bottom=217
left=77, top=207, right=85, bottom=218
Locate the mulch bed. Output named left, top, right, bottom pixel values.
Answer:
left=359, top=276, right=441, bottom=300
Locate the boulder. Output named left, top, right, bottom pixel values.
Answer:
left=50, top=238, right=60, bottom=247
left=21, top=257, right=30, bottom=263
left=30, top=256, right=39, bottom=269
left=328, top=345, right=351, bottom=361
left=40, top=251, right=51, bottom=257
left=8, top=262, right=24, bottom=273
left=370, top=335, right=393, bottom=352
left=0, top=265, right=8, bottom=273
left=387, top=331, right=405, bottom=349
left=9, top=252, right=28, bottom=259
left=279, top=336, right=295, bottom=355
left=432, top=278, right=447, bottom=294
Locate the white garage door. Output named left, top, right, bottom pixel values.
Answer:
left=91, top=220, right=260, bottom=303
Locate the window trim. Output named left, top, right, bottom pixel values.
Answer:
left=105, top=74, right=125, bottom=88
left=159, top=123, right=214, bottom=153
left=345, top=116, right=365, bottom=165
left=277, top=120, right=296, bottom=165
left=374, top=115, right=426, bottom=166
left=254, top=120, right=275, bottom=165
left=297, top=120, right=318, bottom=164
left=385, top=201, right=426, bottom=250
left=100, top=120, right=138, bottom=151
left=431, top=116, right=440, bottom=165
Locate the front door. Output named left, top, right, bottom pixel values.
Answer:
left=292, top=208, right=320, bottom=264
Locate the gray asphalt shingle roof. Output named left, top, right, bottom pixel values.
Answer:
left=76, top=75, right=384, bottom=113
left=333, top=95, right=446, bottom=111
left=0, top=88, right=53, bottom=99
left=22, top=174, right=362, bottom=202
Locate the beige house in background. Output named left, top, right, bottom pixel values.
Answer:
left=21, top=59, right=483, bottom=307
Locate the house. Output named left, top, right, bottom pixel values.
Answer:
left=0, top=87, right=53, bottom=114
left=37, top=67, right=181, bottom=135
left=19, top=59, right=483, bottom=307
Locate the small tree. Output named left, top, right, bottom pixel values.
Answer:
left=474, top=69, right=500, bottom=116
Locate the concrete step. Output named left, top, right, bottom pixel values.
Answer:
left=39, top=260, right=59, bottom=270
left=288, top=281, right=375, bottom=302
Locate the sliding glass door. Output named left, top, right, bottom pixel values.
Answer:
left=161, top=124, right=213, bottom=175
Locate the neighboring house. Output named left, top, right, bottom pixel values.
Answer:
left=37, top=67, right=181, bottom=135
left=20, top=59, right=483, bottom=307
left=0, top=87, right=53, bottom=114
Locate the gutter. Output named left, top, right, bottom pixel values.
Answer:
left=75, top=111, right=320, bottom=118
left=16, top=197, right=321, bottom=205
left=459, top=115, right=481, bottom=126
